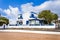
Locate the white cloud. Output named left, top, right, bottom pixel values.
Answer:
left=21, top=2, right=33, bottom=13
left=38, top=1, right=60, bottom=17
left=4, top=9, right=11, bottom=15
left=3, top=6, right=20, bottom=24
left=21, top=1, right=60, bottom=17
left=0, top=8, right=3, bottom=11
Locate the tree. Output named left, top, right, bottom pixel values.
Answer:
left=38, top=10, right=58, bottom=24
left=53, top=14, right=58, bottom=23
left=0, top=17, right=9, bottom=26
left=53, top=14, right=58, bottom=20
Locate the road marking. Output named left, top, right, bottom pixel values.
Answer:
left=0, top=30, right=60, bottom=35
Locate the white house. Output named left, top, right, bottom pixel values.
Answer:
left=8, top=12, right=55, bottom=28
left=16, top=12, right=55, bottom=26
left=17, top=12, right=38, bottom=26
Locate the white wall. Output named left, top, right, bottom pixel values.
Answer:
left=23, top=12, right=31, bottom=25
left=8, top=25, right=55, bottom=28
left=0, top=26, right=3, bottom=28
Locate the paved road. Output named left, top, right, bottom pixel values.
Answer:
left=0, top=32, right=60, bottom=40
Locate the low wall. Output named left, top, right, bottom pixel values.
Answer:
left=0, top=24, right=55, bottom=29
left=0, top=26, right=4, bottom=28
left=7, top=25, right=55, bottom=28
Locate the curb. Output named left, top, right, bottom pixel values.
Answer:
left=0, top=30, right=60, bottom=35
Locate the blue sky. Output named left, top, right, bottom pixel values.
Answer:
left=0, top=0, right=60, bottom=24
left=0, top=0, right=47, bottom=9
left=0, top=0, right=47, bottom=17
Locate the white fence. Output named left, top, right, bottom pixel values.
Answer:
left=0, top=24, right=56, bottom=29
left=8, top=25, right=55, bottom=28
left=0, top=24, right=8, bottom=29
left=0, top=26, right=4, bottom=28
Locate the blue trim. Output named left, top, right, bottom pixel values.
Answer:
left=27, top=19, right=45, bottom=26
left=31, top=12, right=37, bottom=14
left=30, top=13, right=36, bottom=18
left=18, top=14, right=23, bottom=19
left=20, top=15, right=23, bottom=19
left=26, top=21, right=29, bottom=25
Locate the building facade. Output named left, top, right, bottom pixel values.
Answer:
left=17, top=12, right=46, bottom=26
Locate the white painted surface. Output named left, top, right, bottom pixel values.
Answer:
left=0, top=30, right=60, bottom=34
left=0, top=24, right=8, bottom=28
left=0, top=25, right=55, bottom=28
left=7, top=25, right=55, bottom=28
left=23, top=12, right=30, bottom=25
left=0, top=26, right=3, bottom=28
left=58, top=18, right=60, bottom=20
left=0, top=23, right=55, bottom=28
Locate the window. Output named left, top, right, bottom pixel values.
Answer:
left=30, top=20, right=35, bottom=24
left=29, top=20, right=40, bottom=26
left=19, top=21, right=23, bottom=25
left=35, top=21, right=40, bottom=24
